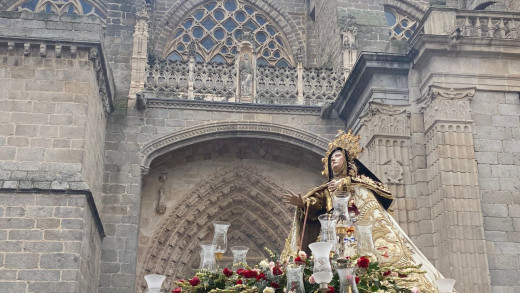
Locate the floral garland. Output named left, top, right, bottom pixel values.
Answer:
left=173, top=249, right=425, bottom=293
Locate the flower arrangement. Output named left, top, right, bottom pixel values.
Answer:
left=173, top=248, right=425, bottom=293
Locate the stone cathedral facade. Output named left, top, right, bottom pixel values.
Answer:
left=0, top=0, right=519, bottom=292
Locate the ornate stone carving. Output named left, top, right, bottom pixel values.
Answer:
left=139, top=121, right=329, bottom=173
left=136, top=166, right=293, bottom=291
left=89, top=47, right=113, bottom=114
left=55, top=45, right=62, bottom=58
left=360, top=101, right=411, bottom=137
left=383, top=159, right=404, bottom=184
left=7, top=41, right=14, bottom=54
left=341, top=15, right=358, bottom=79
left=24, top=43, right=30, bottom=56
left=39, top=44, right=47, bottom=57
left=70, top=45, right=77, bottom=58
left=418, top=85, right=475, bottom=131
left=156, top=173, right=167, bottom=214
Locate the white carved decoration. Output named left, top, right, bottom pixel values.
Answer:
left=383, top=158, right=404, bottom=184
left=418, top=85, right=475, bottom=131
left=360, top=101, right=411, bottom=137
left=341, top=15, right=358, bottom=80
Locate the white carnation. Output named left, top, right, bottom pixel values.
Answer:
left=263, top=287, right=275, bottom=293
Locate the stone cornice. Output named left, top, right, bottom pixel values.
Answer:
left=144, top=97, right=322, bottom=115
left=0, top=11, right=114, bottom=114
left=334, top=52, right=410, bottom=127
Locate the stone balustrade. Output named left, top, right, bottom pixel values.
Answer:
left=143, top=59, right=343, bottom=106
left=457, top=10, right=520, bottom=38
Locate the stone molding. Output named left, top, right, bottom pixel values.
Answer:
left=418, top=85, right=475, bottom=131
left=144, top=98, right=322, bottom=115
left=136, top=165, right=292, bottom=291
left=139, top=121, right=329, bottom=174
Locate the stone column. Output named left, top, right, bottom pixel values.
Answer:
left=296, top=48, right=304, bottom=104
left=360, top=102, right=412, bottom=232
left=417, top=85, right=490, bottom=293
left=188, top=43, right=195, bottom=100
left=128, top=4, right=150, bottom=107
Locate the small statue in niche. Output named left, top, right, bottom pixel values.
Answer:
left=239, top=53, right=252, bottom=96
left=156, top=173, right=167, bottom=214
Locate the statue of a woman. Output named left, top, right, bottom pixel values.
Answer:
left=282, top=130, right=444, bottom=292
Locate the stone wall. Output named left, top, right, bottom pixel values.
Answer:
left=0, top=192, right=101, bottom=293
left=472, top=91, right=520, bottom=293
left=0, top=12, right=110, bottom=293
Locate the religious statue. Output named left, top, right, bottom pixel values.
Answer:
left=239, top=53, right=252, bottom=96
left=282, top=130, right=446, bottom=292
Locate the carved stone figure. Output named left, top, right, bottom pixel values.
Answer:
left=239, top=54, right=252, bottom=96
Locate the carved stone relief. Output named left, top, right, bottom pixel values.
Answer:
left=156, top=173, right=167, bottom=214
left=383, top=158, right=404, bottom=184
left=418, top=85, right=475, bottom=131
left=360, top=101, right=411, bottom=138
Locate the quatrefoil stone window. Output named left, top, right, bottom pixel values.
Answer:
left=165, top=0, right=292, bottom=67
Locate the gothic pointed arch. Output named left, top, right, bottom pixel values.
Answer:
left=139, top=121, right=329, bottom=174
left=5, top=0, right=106, bottom=17
left=151, top=0, right=303, bottom=65
left=136, top=165, right=294, bottom=291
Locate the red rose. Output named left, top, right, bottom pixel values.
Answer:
left=357, top=256, right=370, bottom=268
left=189, top=277, right=200, bottom=286
left=172, top=289, right=181, bottom=293
left=355, top=276, right=360, bottom=284
left=272, top=266, right=283, bottom=276
left=383, top=270, right=391, bottom=276
left=256, top=272, right=266, bottom=281
left=326, top=286, right=335, bottom=293
left=236, top=269, right=245, bottom=276
left=236, top=279, right=243, bottom=285
left=223, top=267, right=233, bottom=277
left=398, top=273, right=407, bottom=278
left=294, top=257, right=304, bottom=263
left=243, top=270, right=258, bottom=278
left=271, top=282, right=280, bottom=289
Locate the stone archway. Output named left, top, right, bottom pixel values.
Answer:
left=139, top=121, right=329, bottom=174
left=136, top=165, right=296, bottom=292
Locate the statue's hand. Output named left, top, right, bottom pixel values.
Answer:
left=326, top=179, right=342, bottom=193
left=282, top=190, right=305, bottom=208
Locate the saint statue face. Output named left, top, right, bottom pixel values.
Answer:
left=330, top=149, right=346, bottom=175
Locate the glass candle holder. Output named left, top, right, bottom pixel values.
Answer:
left=212, top=221, right=230, bottom=261
left=318, top=214, right=338, bottom=254
left=333, top=191, right=352, bottom=236
left=199, top=240, right=217, bottom=272
left=144, top=274, right=166, bottom=293
left=309, top=241, right=333, bottom=291
left=231, top=246, right=249, bottom=269
left=435, top=279, right=456, bottom=293
left=355, top=221, right=375, bottom=257
left=336, top=267, right=358, bottom=293
left=286, top=264, right=305, bottom=293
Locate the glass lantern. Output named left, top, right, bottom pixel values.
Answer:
left=355, top=221, right=375, bottom=257
left=199, top=240, right=217, bottom=272
left=336, top=267, right=358, bottom=293
left=286, top=264, right=305, bottom=293
left=231, top=246, right=249, bottom=269
left=212, top=221, right=230, bottom=261
left=309, top=242, right=334, bottom=291
left=144, top=274, right=166, bottom=293
left=318, top=214, right=338, bottom=254
left=435, top=279, right=456, bottom=293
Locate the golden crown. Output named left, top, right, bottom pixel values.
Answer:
left=321, top=130, right=363, bottom=177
